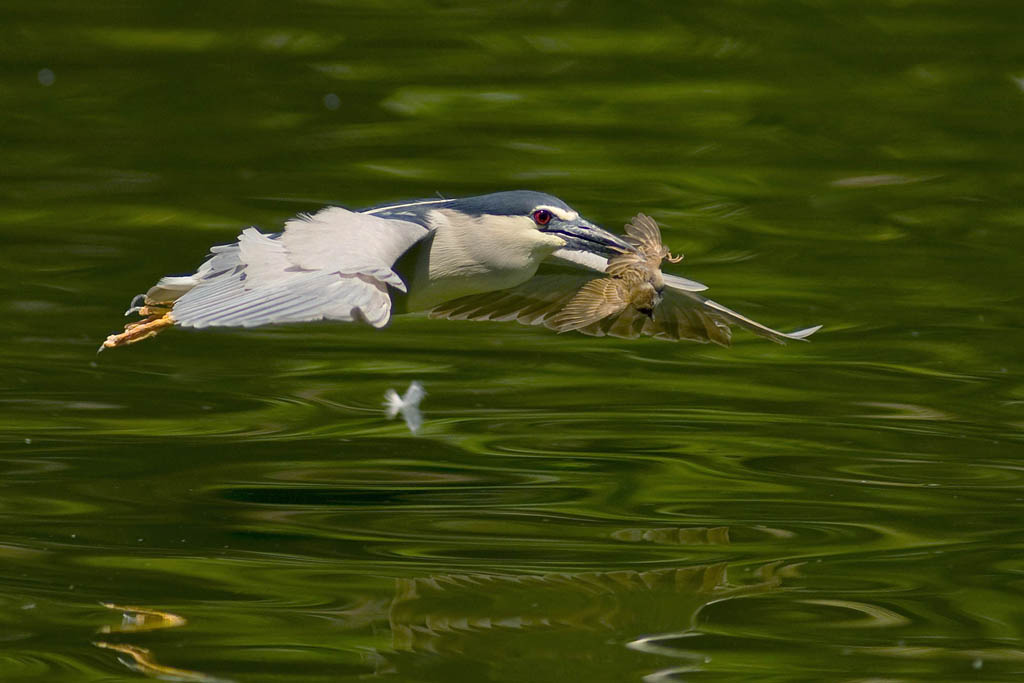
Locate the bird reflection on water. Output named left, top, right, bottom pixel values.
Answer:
left=89, top=525, right=792, bottom=682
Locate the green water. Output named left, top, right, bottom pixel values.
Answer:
left=3, top=2, right=1023, bottom=681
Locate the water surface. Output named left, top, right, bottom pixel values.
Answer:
left=2, top=1, right=1023, bottom=681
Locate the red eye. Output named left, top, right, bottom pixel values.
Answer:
left=532, top=209, right=553, bottom=225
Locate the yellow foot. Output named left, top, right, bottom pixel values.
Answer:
left=100, top=312, right=175, bottom=351
left=137, top=304, right=173, bottom=317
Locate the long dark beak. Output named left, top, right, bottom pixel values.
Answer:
left=542, top=218, right=634, bottom=257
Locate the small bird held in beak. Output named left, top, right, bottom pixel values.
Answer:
left=550, top=213, right=681, bottom=332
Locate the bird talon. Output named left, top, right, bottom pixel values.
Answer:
left=101, top=312, right=175, bottom=350
left=137, top=305, right=170, bottom=317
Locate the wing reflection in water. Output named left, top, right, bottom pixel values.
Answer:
left=610, top=525, right=731, bottom=546
left=381, top=551, right=798, bottom=681
left=88, top=534, right=793, bottom=681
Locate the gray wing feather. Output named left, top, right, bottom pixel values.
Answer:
left=279, top=207, right=418, bottom=290
left=661, top=272, right=710, bottom=293
left=430, top=275, right=583, bottom=326
left=688, top=295, right=822, bottom=343
left=157, top=207, right=427, bottom=329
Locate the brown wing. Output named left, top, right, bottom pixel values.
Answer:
left=605, top=251, right=647, bottom=278
left=624, top=213, right=662, bottom=250
left=548, top=278, right=630, bottom=333
left=574, top=305, right=650, bottom=339
left=430, top=269, right=817, bottom=346
left=624, top=213, right=669, bottom=264
left=641, top=290, right=733, bottom=345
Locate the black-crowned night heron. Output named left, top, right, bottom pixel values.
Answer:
left=102, top=190, right=820, bottom=349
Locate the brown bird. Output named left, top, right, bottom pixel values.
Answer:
left=550, top=213, right=682, bottom=332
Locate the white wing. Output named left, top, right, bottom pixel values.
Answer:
left=148, top=207, right=427, bottom=329
left=685, top=295, right=822, bottom=343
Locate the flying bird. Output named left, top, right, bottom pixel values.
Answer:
left=102, top=191, right=819, bottom=350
